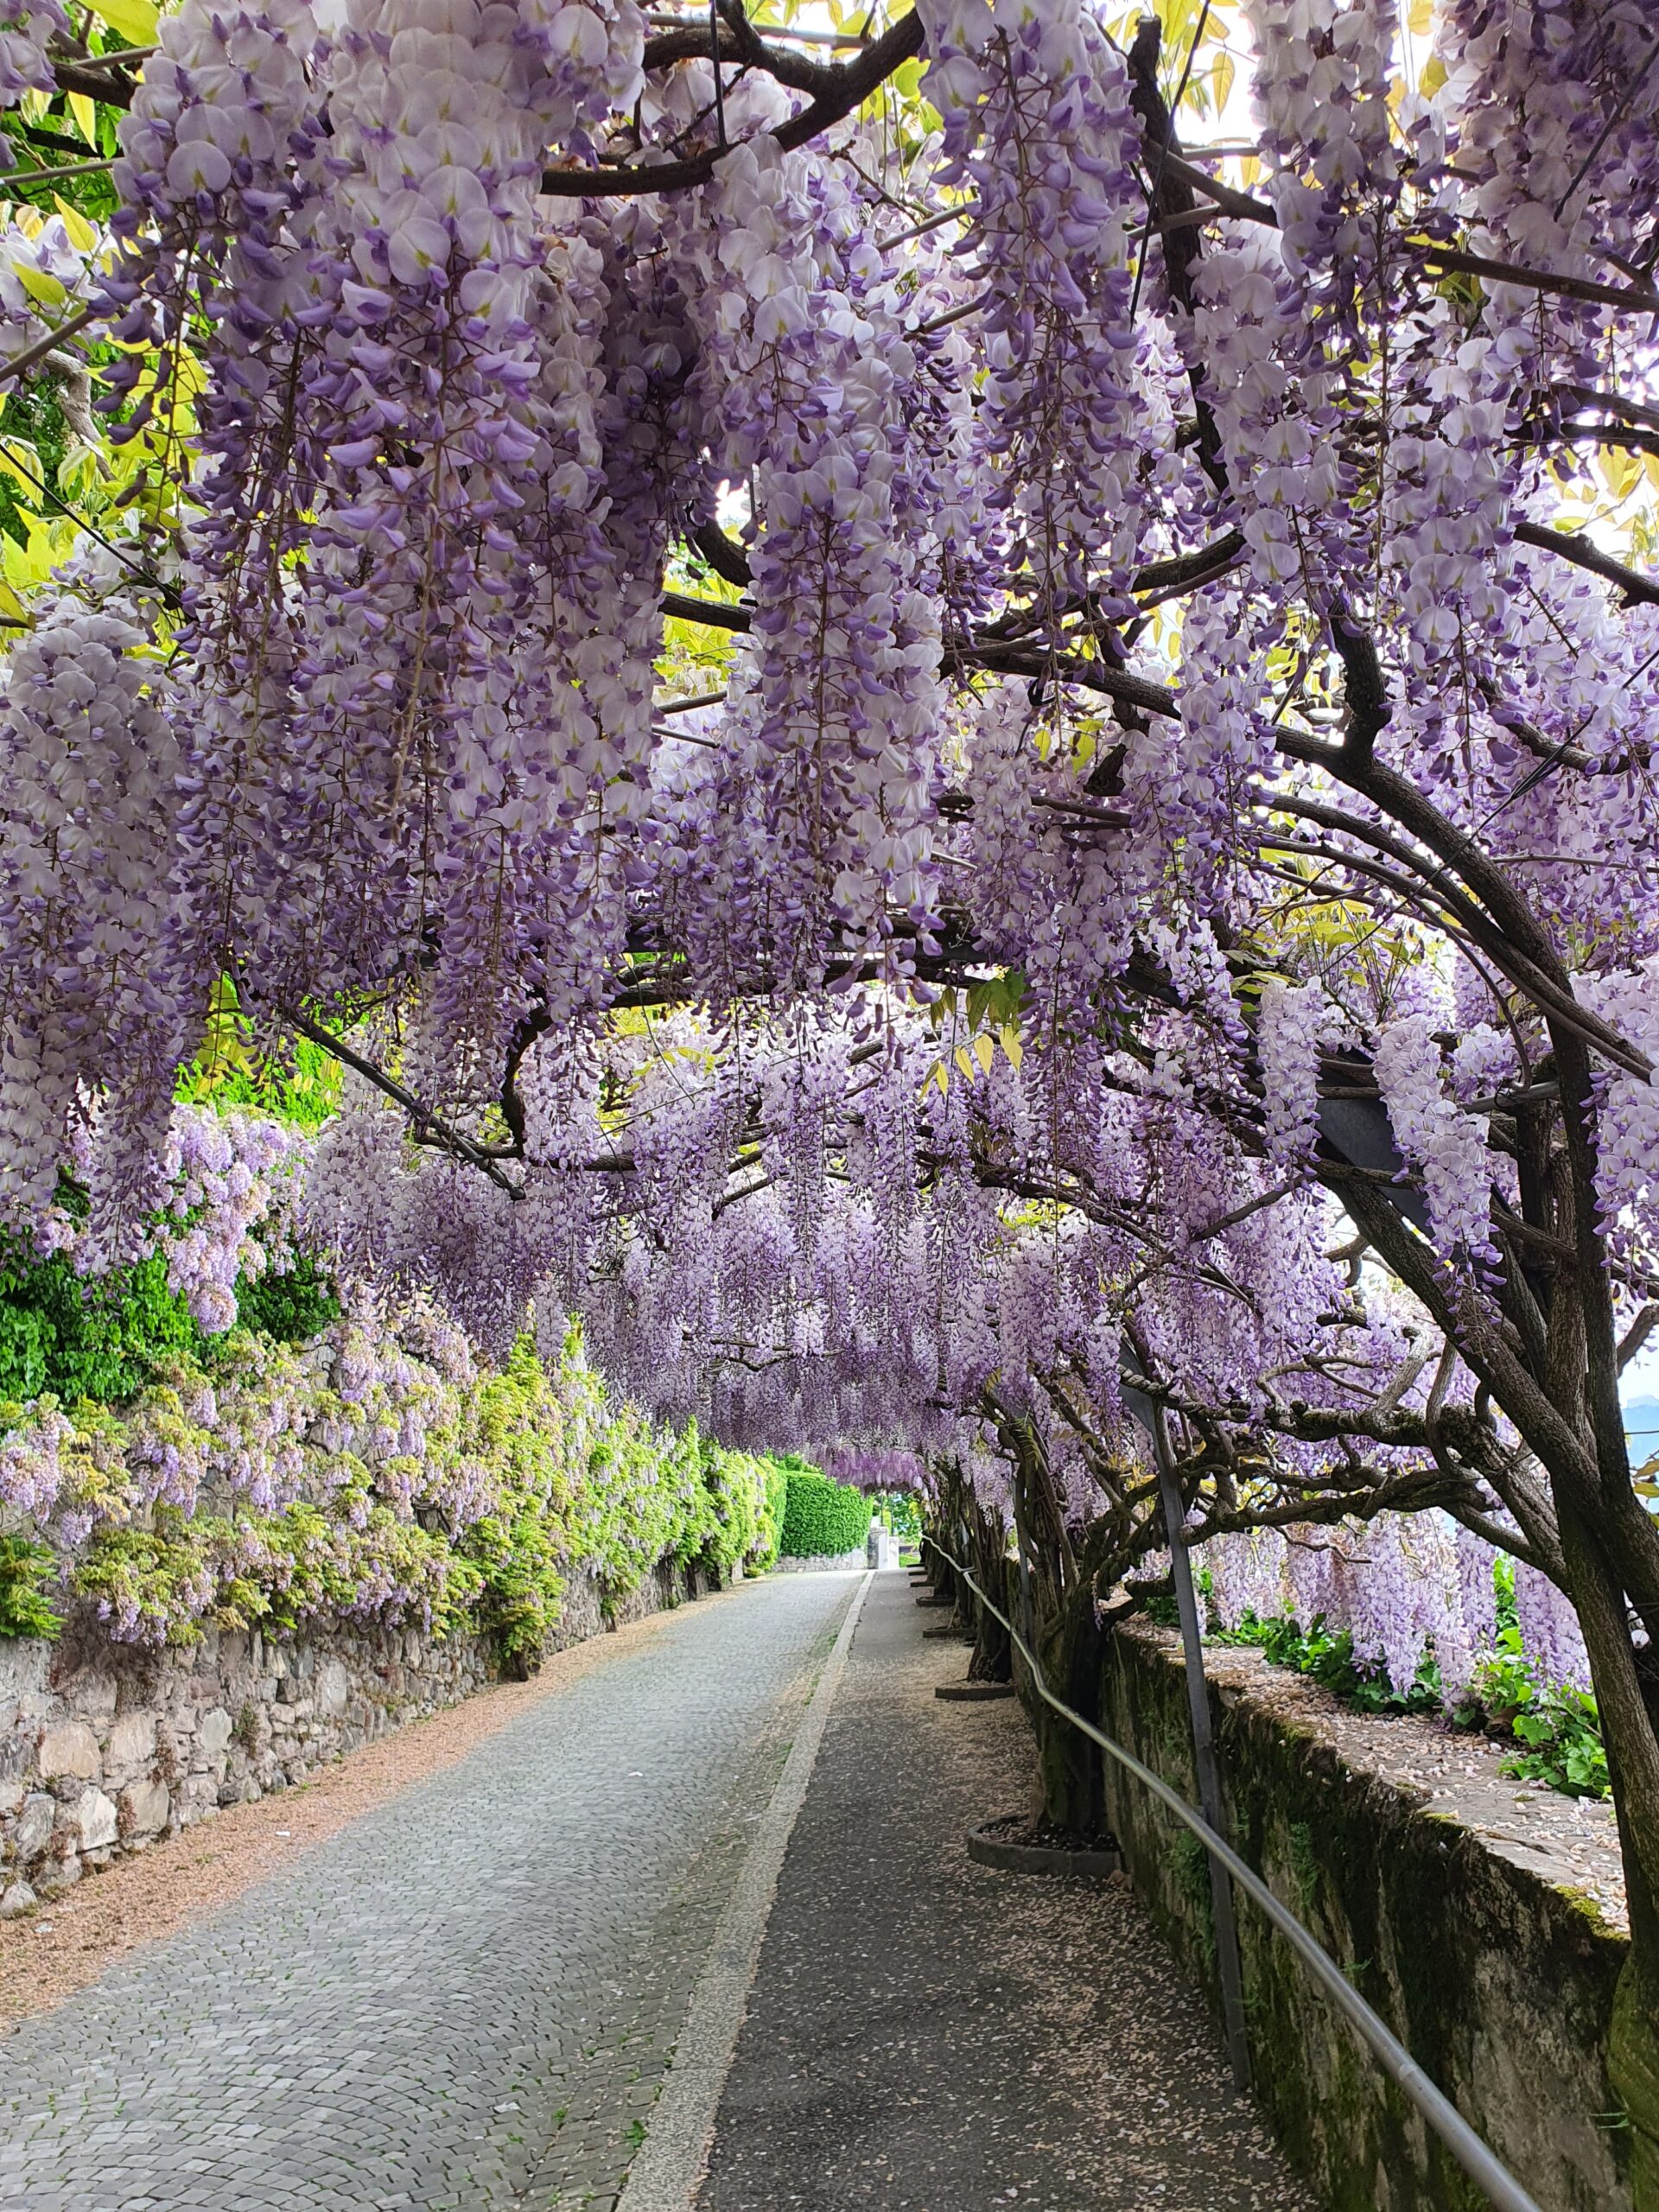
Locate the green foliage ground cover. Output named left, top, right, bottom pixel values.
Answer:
left=778, top=1464, right=870, bottom=1558
left=1210, top=1560, right=1609, bottom=1801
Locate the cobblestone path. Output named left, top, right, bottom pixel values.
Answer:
left=0, top=1573, right=858, bottom=2212
left=695, top=1570, right=1317, bottom=2212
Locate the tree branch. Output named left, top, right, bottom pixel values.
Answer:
left=539, top=10, right=924, bottom=197
left=1515, top=519, right=1659, bottom=610
left=275, top=999, right=526, bottom=1199
left=1422, top=244, right=1659, bottom=316
left=0, top=300, right=101, bottom=391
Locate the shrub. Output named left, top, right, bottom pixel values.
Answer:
left=779, top=1466, right=870, bottom=1560
left=0, top=1535, right=60, bottom=1639
left=0, top=1224, right=340, bottom=1417
left=231, top=1253, right=340, bottom=1344
left=696, top=1440, right=776, bottom=1577
left=753, top=1457, right=791, bottom=1573
left=0, top=1230, right=202, bottom=1409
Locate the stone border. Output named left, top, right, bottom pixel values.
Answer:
left=935, top=1682, right=1015, bottom=1702
left=966, top=1818, right=1123, bottom=1879
left=769, top=1550, right=868, bottom=1575
left=1103, top=1620, right=1630, bottom=2212
left=0, top=1555, right=713, bottom=1912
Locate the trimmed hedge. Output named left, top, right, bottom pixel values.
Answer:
left=779, top=1466, right=870, bottom=1559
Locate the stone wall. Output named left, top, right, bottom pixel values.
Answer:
left=770, top=1548, right=868, bottom=1574
left=1096, top=1622, right=1630, bottom=2212
left=0, top=1556, right=706, bottom=1916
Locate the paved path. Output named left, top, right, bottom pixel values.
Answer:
left=0, top=1573, right=857, bottom=2212
left=1, top=1568, right=1316, bottom=2212
left=696, top=1570, right=1315, bottom=2212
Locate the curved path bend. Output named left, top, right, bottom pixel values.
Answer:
left=0, top=1570, right=1311, bottom=2212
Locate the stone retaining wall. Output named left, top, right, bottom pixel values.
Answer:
left=770, top=1548, right=868, bottom=1574
left=0, top=1556, right=705, bottom=1916
left=1096, top=1621, right=1630, bottom=2212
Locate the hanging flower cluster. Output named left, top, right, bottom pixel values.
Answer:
left=0, top=0, right=67, bottom=112
left=1374, top=1014, right=1499, bottom=1265
left=1201, top=1515, right=1583, bottom=1703
left=920, top=0, right=1151, bottom=626
left=1257, top=978, right=1328, bottom=1162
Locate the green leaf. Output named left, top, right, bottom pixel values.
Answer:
left=81, top=0, right=160, bottom=42
left=14, top=264, right=67, bottom=308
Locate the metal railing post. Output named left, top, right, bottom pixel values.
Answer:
left=1152, top=1404, right=1252, bottom=2093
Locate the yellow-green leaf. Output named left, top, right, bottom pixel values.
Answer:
left=1407, top=0, right=1433, bottom=28
left=0, top=437, right=41, bottom=496
left=15, top=263, right=67, bottom=308
left=954, top=1042, right=977, bottom=1083
left=1602, top=447, right=1641, bottom=502
left=972, top=1032, right=996, bottom=1077
left=82, top=0, right=159, bottom=42
left=998, top=1024, right=1023, bottom=1071
left=54, top=197, right=99, bottom=253
left=893, top=56, right=924, bottom=102
left=68, top=89, right=99, bottom=147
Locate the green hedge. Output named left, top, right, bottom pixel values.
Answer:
left=779, top=1467, right=870, bottom=1559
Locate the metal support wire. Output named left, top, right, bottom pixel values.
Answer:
left=922, top=1535, right=1544, bottom=2212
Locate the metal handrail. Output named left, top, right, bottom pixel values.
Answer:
left=922, top=1537, right=1544, bottom=2212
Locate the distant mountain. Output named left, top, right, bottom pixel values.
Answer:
left=1625, top=1395, right=1659, bottom=1447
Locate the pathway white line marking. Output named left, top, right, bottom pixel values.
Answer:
left=616, top=1568, right=874, bottom=2212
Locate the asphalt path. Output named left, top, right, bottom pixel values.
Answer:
left=695, top=1570, right=1314, bottom=2212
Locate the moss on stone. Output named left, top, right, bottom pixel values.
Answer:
left=1096, top=1622, right=1630, bottom=2212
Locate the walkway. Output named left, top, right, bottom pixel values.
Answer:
left=0, top=1575, right=852, bottom=2212
left=0, top=1570, right=1313, bottom=2212
left=696, top=1570, right=1311, bottom=2212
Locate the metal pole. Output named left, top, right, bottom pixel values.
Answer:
left=1152, top=1403, right=1253, bottom=2094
